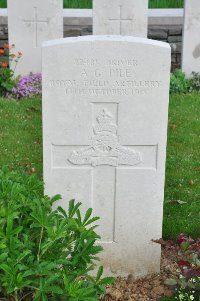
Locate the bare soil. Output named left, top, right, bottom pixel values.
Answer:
left=102, top=246, right=180, bottom=301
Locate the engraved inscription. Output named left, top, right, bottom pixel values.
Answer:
left=68, top=108, right=142, bottom=167
left=75, top=58, right=138, bottom=67
left=108, top=59, right=138, bottom=67
left=65, top=87, right=158, bottom=96
left=47, top=57, right=162, bottom=96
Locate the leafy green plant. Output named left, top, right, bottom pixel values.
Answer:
left=0, top=167, right=114, bottom=300
left=170, top=69, right=200, bottom=95
left=165, top=234, right=200, bottom=301
left=0, top=43, right=22, bottom=97
left=170, top=69, right=192, bottom=94
left=191, top=72, right=200, bottom=92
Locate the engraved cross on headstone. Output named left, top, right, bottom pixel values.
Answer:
left=51, top=103, right=157, bottom=243
left=108, top=5, right=133, bottom=35
left=23, top=7, right=48, bottom=48
left=67, top=104, right=142, bottom=243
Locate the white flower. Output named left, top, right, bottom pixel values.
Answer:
left=178, top=293, right=184, bottom=301
left=190, top=295, right=194, bottom=300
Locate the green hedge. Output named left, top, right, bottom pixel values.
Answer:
left=0, top=0, right=184, bottom=9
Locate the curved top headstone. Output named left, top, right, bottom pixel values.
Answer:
left=182, top=0, right=200, bottom=77
left=8, top=0, right=63, bottom=76
left=42, top=36, right=171, bottom=277
left=93, top=0, right=148, bottom=37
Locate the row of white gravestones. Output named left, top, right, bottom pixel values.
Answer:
left=7, top=0, right=200, bottom=78
left=8, top=0, right=63, bottom=76
left=7, top=0, right=149, bottom=76
left=182, top=0, right=200, bottom=77
left=42, top=36, right=171, bottom=277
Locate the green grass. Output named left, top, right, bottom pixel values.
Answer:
left=163, top=93, right=200, bottom=239
left=0, top=97, right=42, bottom=177
left=0, top=0, right=184, bottom=9
left=0, top=92, right=200, bottom=240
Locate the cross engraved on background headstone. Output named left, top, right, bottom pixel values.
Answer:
left=108, top=5, right=133, bottom=35
left=23, top=7, right=48, bottom=48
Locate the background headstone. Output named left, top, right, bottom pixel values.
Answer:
left=43, top=36, right=171, bottom=277
left=182, top=0, right=200, bottom=77
left=93, top=0, right=148, bottom=37
left=8, top=0, right=63, bottom=76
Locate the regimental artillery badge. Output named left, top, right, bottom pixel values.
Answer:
left=68, top=108, right=142, bottom=167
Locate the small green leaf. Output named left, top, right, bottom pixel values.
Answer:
left=99, top=276, right=115, bottom=285
left=165, top=278, right=177, bottom=286
left=96, top=266, right=103, bottom=282
left=83, top=208, right=92, bottom=225
left=57, top=206, right=68, bottom=218
left=84, top=215, right=100, bottom=227
left=180, top=241, right=190, bottom=252
left=0, top=253, right=8, bottom=262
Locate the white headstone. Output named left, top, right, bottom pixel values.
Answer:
left=43, top=36, right=171, bottom=277
left=182, top=0, right=200, bottom=77
left=93, top=0, right=148, bottom=37
left=8, top=0, right=63, bottom=76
